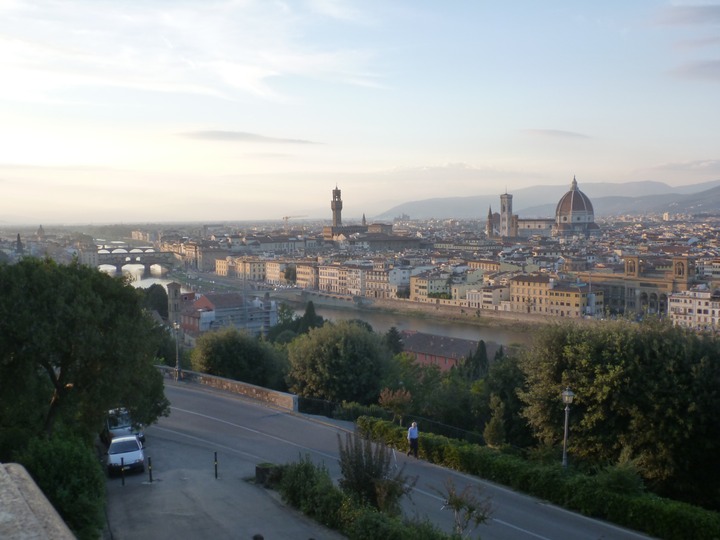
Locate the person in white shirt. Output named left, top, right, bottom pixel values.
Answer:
left=407, top=421, right=419, bottom=458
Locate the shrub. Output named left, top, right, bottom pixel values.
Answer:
left=345, top=509, right=406, bottom=540
left=337, top=432, right=417, bottom=515
left=277, top=456, right=345, bottom=528
left=16, top=435, right=105, bottom=540
left=355, top=415, right=720, bottom=540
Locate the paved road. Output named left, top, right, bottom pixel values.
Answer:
left=104, top=381, right=655, bottom=539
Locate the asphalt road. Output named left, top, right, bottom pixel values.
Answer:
left=104, top=381, right=655, bottom=540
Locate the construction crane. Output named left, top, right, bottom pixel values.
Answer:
left=282, top=215, right=307, bottom=233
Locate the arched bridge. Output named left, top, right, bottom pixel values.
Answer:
left=81, top=247, right=179, bottom=274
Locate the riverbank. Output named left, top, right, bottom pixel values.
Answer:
left=165, top=270, right=564, bottom=346
left=274, top=289, right=558, bottom=345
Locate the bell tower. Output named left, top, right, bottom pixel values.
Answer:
left=500, top=192, right=513, bottom=238
left=331, top=186, right=343, bottom=227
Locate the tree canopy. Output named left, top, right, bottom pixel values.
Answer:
left=287, top=320, right=390, bottom=404
left=190, top=327, right=287, bottom=390
left=519, top=319, right=720, bottom=507
left=0, top=258, right=169, bottom=454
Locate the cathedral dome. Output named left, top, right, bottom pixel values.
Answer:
left=553, top=176, right=600, bottom=238
left=555, top=176, right=594, bottom=218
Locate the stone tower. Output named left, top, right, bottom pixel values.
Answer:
left=331, top=186, right=343, bottom=227
left=500, top=192, right=513, bottom=238
left=167, top=281, right=181, bottom=325
left=485, top=206, right=493, bottom=238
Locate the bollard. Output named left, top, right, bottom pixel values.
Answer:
left=121, top=457, right=125, bottom=486
left=214, top=451, right=218, bottom=479
left=148, top=456, right=153, bottom=483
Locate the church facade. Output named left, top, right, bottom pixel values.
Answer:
left=486, top=176, right=601, bottom=239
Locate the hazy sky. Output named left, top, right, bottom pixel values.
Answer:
left=1, top=1, right=719, bottom=224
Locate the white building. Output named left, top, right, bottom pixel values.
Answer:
left=668, top=287, right=720, bottom=330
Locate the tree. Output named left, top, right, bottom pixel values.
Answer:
left=483, top=393, right=506, bottom=447
left=378, top=387, right=412, bottom=425
left=457, top=340, right=488, bottom=380
left=287, top=321, right=390, bottom=404
left=296, top=300, right=324, bottom=334
left=17, top=435, right=106, bottom=540
left=137, top=283, right=169, bottom=319
left=0, top=258, right=169, bottom=449
left=519, top=319, right=720, bottom=508
left=383, top=326, right=404, bottom=355
left=266, top=301, right=324, bottom=343
left=191, top=327, right=287, bottom=389
left=484, top=353, right=534, bottom=448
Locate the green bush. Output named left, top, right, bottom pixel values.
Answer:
left=334, top=401, right=391, bottom=422
left=344, top=508, right=451, bottom=540
left=278, top=456, right=345, bottom=528
left=356, top=416, right=720, bottom=540
left=345, top=509, right=407, bottom=540
left=16, top=435, right=105, bottom=540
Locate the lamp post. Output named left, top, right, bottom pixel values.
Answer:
left=561, top=387, right=575, bottom=468
left=174, top=322, right=182, bottom=381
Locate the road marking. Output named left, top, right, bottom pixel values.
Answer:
left=151, top=425, right=266, bottom=461
left=168, top=406, right=338, bottom=460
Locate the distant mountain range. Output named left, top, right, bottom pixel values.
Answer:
left=373, top=180, right=720, bottom=220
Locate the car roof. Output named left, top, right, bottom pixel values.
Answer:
left=110, top=435, right=141, bottom=444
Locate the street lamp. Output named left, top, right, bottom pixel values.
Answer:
left=561, top=387, right=575, bottom=468
left=174, top=322, right=182, bottom=381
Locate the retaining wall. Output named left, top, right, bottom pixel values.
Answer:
left=158, top=366, right=298, bottom=411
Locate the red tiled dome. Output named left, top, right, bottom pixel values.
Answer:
left=555, top=176, right=594, bottom=218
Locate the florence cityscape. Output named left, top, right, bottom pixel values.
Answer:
left=2, top=2, right=720, bottom=540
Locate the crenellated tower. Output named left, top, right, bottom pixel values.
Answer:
left=331, top=185, right=343, bottom=227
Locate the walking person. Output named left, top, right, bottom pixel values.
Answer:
left=407, top=421, right=419, bottom=458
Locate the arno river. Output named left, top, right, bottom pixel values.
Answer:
left=124, top=268, right=533, bottom=348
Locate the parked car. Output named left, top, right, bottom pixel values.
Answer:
left=106, top=435, right=145, bottom=476
left=100, top=408, right=145, bottom=446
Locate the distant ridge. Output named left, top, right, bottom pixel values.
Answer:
left=373, top=180, right=720, bottom=220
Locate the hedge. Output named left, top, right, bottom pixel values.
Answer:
left=356, top=416, right=720, bottom=540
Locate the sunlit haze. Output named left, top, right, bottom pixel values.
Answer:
left=1, top=1, right=719, bottom=224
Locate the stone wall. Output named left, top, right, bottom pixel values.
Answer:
left=158, top=366, right=298, bottom=411
left=0, top=463, right=75, bottom=539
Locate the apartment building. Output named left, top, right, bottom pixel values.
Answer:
left=181, top=292, right=278, bottom=337
left=237, top=258, right=266, bottom=282
left=296, top=262, right=319, bottom=290
left=668, top=287, right=720, bottom=330
left=509, top=274, right=603, bottom=317
left=345, top=263, right=370, bottom=296
left=265, top=260, right=287, bottom=285
left=409, top=271, right=451, bottom=303
left=215, top=257, right=235, bottom=277
left=466, top=285, right=510, bottom=310
left=318, top=264, right=343, bottom=294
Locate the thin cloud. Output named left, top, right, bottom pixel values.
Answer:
left=0, top=1, right=381, bottom=103
left=656, top=5, right=720, bottom=26
left=522, top=129, right=591, bottom=139
left=672, top=60, right=720, bottom=81
left=307, top=0, right=367, bottom=23
left=183, top=131, right=319, bottom=144
left=675, top=36, right=720, bottom=50
left=642, top=159, right=720, bottom=173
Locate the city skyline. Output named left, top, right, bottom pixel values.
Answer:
left=1, top=1, right=719, bottom=224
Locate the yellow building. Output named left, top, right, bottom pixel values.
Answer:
left=509, top=274, right=603, bottom=318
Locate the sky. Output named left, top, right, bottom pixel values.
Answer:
left=1, top=0, right=720, bottom=225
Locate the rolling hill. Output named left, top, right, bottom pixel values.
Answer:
left=373, top=180, right=720, bottom=220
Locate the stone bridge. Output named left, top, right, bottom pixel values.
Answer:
left=81, top=247, right=179, bottom=274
